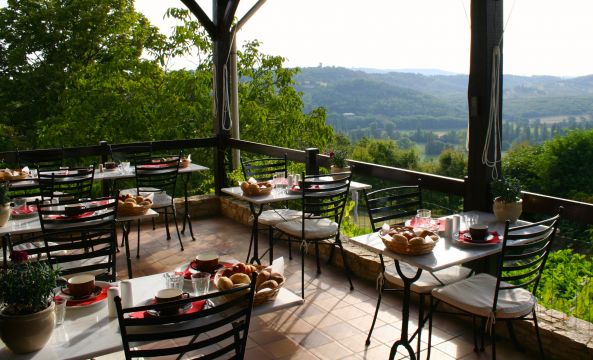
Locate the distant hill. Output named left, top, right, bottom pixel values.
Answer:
left=293, top=67, right=593, bottom=129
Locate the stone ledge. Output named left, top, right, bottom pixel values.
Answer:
left=214, top=194, right=592, bottom=360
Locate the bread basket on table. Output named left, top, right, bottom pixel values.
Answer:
left=240, top=181, right=273, bottom=197
left=214, top=263, right=285, bottom=305
left=379, top=225, right=439, bottom=256
left=117, top=193, right=153, bottom=217
left=0, top=169, right=29, bottom=181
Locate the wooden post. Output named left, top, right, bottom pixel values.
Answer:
left=305, top=148, right=319, bottom=175
left=466, top=0, right=503, bottom=211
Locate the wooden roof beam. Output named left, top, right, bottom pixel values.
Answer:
left=180, top=0, right=216, bottom=38
left=223, top=0, right=240, bottom=29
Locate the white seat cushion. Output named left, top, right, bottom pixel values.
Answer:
left=58, top=255, right=111, bottom=278
left=431, top=273, right=535, bottom=319
left=276, top=218, right=338, bottom=240
left=384, top=263, right=472, bottom=294
left=257, top=209, right=302, bottom=226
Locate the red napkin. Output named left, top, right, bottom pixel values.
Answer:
left=48, top=211, right=95, bottom=220
left=457, top=230, right=501, bottom=244
left=129, top=300, right=206, bottom=319
left=409, top=217, right=442, bottom=231
left=58, top=285, right=109, bottom=306
left=138, top=164, right=168, bottom=169
left=11, top=205, right=37, bottom=215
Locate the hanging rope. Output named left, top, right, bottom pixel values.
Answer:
left=482, top=45, right=502, bottom=181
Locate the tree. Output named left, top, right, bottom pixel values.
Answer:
left=0, top=0, right=169, bottom=149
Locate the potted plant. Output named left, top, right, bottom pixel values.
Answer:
left=491, top=177, right=523, bottom=223
left=0, top=182, right=10, bottom=227
left=0, top=251, right=60, bottom=354
left=328, top=149, right=350, bottom=180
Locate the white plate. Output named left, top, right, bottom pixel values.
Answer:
left=54, top=281, right=111, bottom=308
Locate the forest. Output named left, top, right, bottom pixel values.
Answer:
left=0, top=0, right=591, bottom=322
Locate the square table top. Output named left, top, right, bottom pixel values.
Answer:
left=0, top=270, right=303, bottom=360
left=221, top=179, right=371, bottom=206
left=350, top=211, right=538, bottom=273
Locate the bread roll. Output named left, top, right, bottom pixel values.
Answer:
left=258, top=279, right=278, bottom=291
left=409, top=237, right=425, bottom=246
left=269, top=272, right=284, bottom=284
left=217, top=276, right=233, bottom=290
left=256, top=270, right=270, bottom=289
left=393, top=234, right=408, bottom=246
left=230, top=273, right=251, bottom=285
left=135, top=196, right=144, bottom=203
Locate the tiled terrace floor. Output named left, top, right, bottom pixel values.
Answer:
left=99, top=216, right=536, bottom=360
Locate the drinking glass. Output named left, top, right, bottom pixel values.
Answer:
left=191, top=272, right=211, bottom=296
left=54, top=297, right=67, bottom=326
left=13, top=197, right=26, bottom=213
left=163, top=272, right=184, bottom=290
left=415, top=209, right=431, bottom=228
left=463, top=214, right=479, bottom=228
left=275, top=172, right=286, bottom=194
left=121, top=161, right=131, bottom=174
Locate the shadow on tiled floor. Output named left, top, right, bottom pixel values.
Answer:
left=98, top=216, right=536, bottom=360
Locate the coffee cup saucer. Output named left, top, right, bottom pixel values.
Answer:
left=143, top=298, right=192, bottom=317
left=60, top=285, right=102, bottom=301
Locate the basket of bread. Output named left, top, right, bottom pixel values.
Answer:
left=215, top=259, right=285, bottom=306
left=117, top=193, right=153, bottom=216
left=180, top=155, right=192, bottom=168
left=240, top=177, right=273, bottom=197
left=379, top=223, right=439, bottom=256
left=0, top=168, right=30, bottom=181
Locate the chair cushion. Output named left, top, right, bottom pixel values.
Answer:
left=384, top=263, right=472, bottom=294
left=257, top=209, right=302, bottom=226
left=58, top=255, right=111, bottom=278
left=276, top=218, right=338, bottom=240
left=431, top=273, right=535, bottom=319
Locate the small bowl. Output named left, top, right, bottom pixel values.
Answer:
left=67, top=274, right=95, bottom=298
left=469, top=224, right=489, bottom=242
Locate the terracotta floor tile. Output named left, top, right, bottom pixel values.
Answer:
left=310, top=341, right=354, bottom=360
left=264, top=338, right=302, bottom=358
left=319, top=321, right=363, bottom=340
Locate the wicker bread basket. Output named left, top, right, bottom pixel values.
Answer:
left=117, top=203, right=152, bottom=217
left=240, top=181, right=273, bottom=196
left=379, top=226, right=439, bottom=256
left=214, top=265, right=284, bottom=305
left=0, top=169, right=29, bottom=181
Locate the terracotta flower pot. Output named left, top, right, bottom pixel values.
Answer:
left=330, top=165, right=351, bottom=181
left=0, top=302, right=55, bottom=354
left=0, top=204, right=10, bottom=227
left=493, top=198, right=523, bottom=223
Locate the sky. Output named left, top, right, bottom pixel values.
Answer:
left=135, top=0, right=593, bottom=77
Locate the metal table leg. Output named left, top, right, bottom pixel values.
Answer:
left=121, top=221, right=133, bottom=279
left=246, top=204, right=264, bottom=265
left=389, top=261, right=422, bottom=360
left=180, top=173, right=195, bottom=240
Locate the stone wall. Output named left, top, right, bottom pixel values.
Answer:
left=199, top=195, right=593, bottom=360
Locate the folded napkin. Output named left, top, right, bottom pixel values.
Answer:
left=457, top=230, right=500, bottom=244
left=129, top=300, right=206, bottom=319
left=48, top=212, right=95, bottom=220
left=11, top=204, right=37, bottom=215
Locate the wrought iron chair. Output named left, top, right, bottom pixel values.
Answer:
left=114, top=274, right=256, bottom=359
left=241, top=154, right=301, bottom=263
left=38, top=166, right=95, bottom=204
left=275, top=172, right=354, bottom=298
left=363, top=185, right=472, bottom=354
left=132, top=155, right=183, bottom=253
left=430, top=211, right=562, bottom=359
left=36, top=197, right=118, bottom=282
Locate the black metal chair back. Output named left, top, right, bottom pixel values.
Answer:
left=17, top=148, right=64, bottom=172
left=38, top=167, right=95, bottom=204
left=300, top=172, right=352, bottom=227
left=110, top=144, right=152, bottom=166
left=134, top=156, right=180, bottom=199
left=495, top=212, right=562, bottom=311
left=115, top=274, right=257, bottom=359
left=241, top=155, right=287, bottom=181
left=36, top=197, right=118, bottom=281
left=363, top=185, right=422, bottom=232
